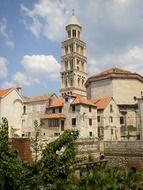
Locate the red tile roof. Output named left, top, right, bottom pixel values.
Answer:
left=91, top=97, right=112, bottom=110
left=46, top=98, right=64, bottom=108
left=71, top=95, right=96, bottom=107
left=41, top=113, right=65, bottom=119
left=0, top=88, right=13, bottom=98
left=24, top=93, right=55, bottom=103
left=86, top=67, right=143, bottom=87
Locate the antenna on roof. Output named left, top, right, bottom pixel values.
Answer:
left=72, top=8, right=75, bottom=16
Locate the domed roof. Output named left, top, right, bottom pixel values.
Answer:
left=86, top=67, right=143, bottom=87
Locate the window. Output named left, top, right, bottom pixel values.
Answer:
left=120, top=116, right=124, bottom=124
left=110, top=116, right=113, bottom=123
left=70, top=44, right=73, bottom=52
left=72, top=29, right=76, bottom=37
left=59, top=107, right=62, bottom=113
left=65, top=97, right=68, bottom=102
left=23, top=105, right=26, bottom=114
left=89, top=106, right=92, bottom=112
left=68, top=30, right=71, bottom=38
left=89, top=132, right=92, bottom=137
left=72, top=105, right=76, bottom=112
left=48, top=119, right=59, bottom=127
left=70, top=78, right=73, bottom=86
left=78, top=78, right=80, bottom=86
left=89, top=119, right=92, bottom=126
left=97, top=116, right=100, bottom=122
left=72, top=118, right=76, bottom=126
left=65, top=79, right=68, bottom=87
left=70, top=59, right=73, bottom=69
left=65, top=46, right=68, bottom=54
left=110, top=105, right=113, bottom=112
left=52, top=109, right=55, bottom=113
left=111, top=128, right=113, bottom=135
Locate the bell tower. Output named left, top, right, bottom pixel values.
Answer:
left=60, top=12, right=88, bottom=97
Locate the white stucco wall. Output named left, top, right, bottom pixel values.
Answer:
left=0, top=90, right=23, bottom=136
left=87, top=78, right=113, bottom=99
left=112, top=78, right=143, bottom=104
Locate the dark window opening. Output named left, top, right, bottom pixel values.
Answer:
left=72, top=105, right=76, bottom=112
left=89, top=132, right=92, bottom=137
left=23, top=105, right=26, bottom=114
left=72, top=118, right=76, bottom=126
left=110, top=105, right=113, bottom=112
left=97, top=116, right=100, bottom=122
left=89, top=119, right=92, bottom=126
left=89, top=106, right=92, bottom=112
left=72, top=30, right=76, bottom=37
left=120, top=116, right=124, bottom=124
left=59, top=107, right=62, bottom=113
left=52, top=109, right=55, bottom=113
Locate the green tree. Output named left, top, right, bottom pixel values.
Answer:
left=31, top=119, right=44, bottom=162
left=0, top=118, right=24, bottom=190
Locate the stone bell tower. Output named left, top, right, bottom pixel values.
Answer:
left=60, top=12, right=88, bottom=97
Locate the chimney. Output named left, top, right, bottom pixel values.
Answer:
left=16, top=85, right=22, bottom=95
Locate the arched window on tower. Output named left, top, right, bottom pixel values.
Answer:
left=82, top=79, right=84, bottom=87
left=68, top=30, right=71, bottom=38
left=65, top=61, right=68, bottom=71
left=77, top=66, right=79, bottom=71
left=65, top=79, right=68, bottom=87
left=81, top=61, right=84, bottom=71
left=78, top=78, right=80, bottom=87
left=70, top=78, right=73, bottom=86
left=65, top=46, right=68, bottom=54
left=72, top=30, right=76, bottom=37
left=70, top=44, right=73, bottom=52
left=70, top=59, right=73, bottom=70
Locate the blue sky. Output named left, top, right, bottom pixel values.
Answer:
left=1, top=0, right=143, bottom=97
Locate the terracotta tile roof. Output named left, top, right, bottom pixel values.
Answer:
left=71, top=95, right=96, bottom=107
left=24, top=93, right=55, bottom=103
left=91, top=97, right=112, bottom=110
left=0, top=88, right=13, bottom=98
left=86, top=67, right=143, bottom=87
left=41, top=113, right=65, bottom=119
left=46, top=98, right=64, bottom=108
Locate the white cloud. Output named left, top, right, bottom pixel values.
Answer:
left=0, top=57, right=8, bottom=78
left=0, top=18, right=15, bottom=48
left=21, top=54, right=60, bottom=79
left=89, top=46, right=143, bottom=76
left=13, top=72, right=32, bottom=86
left=21, top=0, right=68, bottom=41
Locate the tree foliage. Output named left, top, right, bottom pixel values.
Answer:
left=0, top=118, right=24, bottom=190
left=0, top=118, right=143, bottom=190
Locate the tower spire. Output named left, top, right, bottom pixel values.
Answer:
left=60, top=14, right=88, bottom=97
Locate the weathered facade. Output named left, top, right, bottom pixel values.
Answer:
left=41, top=95, right=98, bottom=138
left=86, top=68, right=143, bottom=137
left=22, top=93, right=57, bottom=137
left=92, top=97, right=121, bottom=140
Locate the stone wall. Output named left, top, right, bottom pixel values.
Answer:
left=104, top=141, right=143, bottom=171
left=9, top=138, right=32, bottom=163
left=76, top=138, right=102, bottom=161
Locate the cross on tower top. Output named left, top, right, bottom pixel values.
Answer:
left=72, top=8, right=75, bottom=16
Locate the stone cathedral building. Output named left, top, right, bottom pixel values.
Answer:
left=60, top=13, right=87, bottom=97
